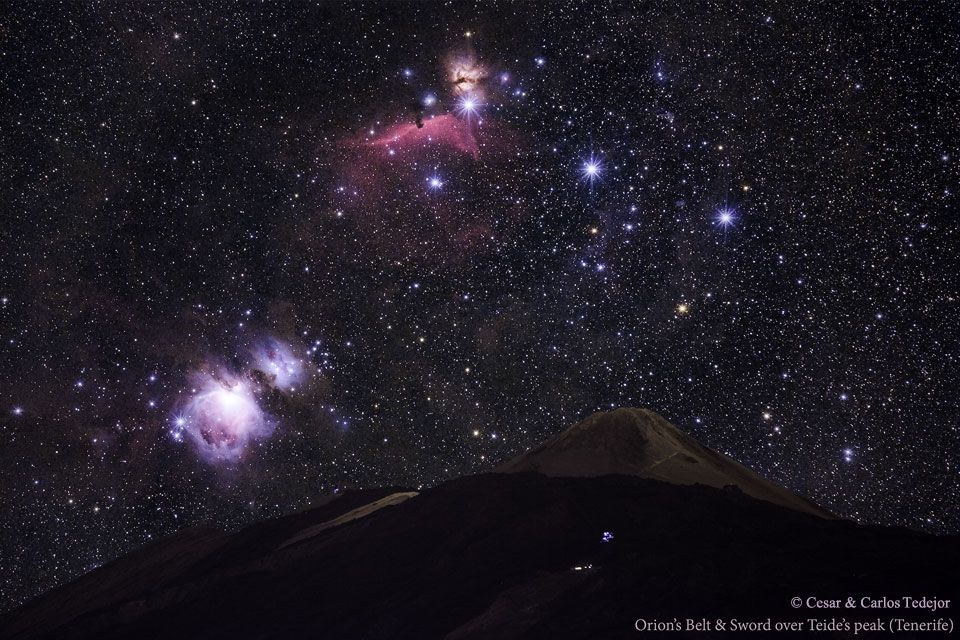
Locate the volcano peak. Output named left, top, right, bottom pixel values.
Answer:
left=497, top=407, right=832, bottom=518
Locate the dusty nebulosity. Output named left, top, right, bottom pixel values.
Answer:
left=446, top=52, right=488, bottom=98
left=315, top=110, right=525, bottom=263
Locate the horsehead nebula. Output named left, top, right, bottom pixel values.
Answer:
left=172, top=369, right=274, bottom=464
left=299, top=47, right=530, bottom=264
left=322, top=110, right=525, bottom=262
left=366, top=113, right=480, bottom=158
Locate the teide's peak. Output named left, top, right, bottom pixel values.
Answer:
left=497, top=407, right=833, bottom=518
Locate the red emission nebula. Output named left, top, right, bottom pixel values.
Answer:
left=327, top=110, right=526, bottom=263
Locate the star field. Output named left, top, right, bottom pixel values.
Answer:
left=2, top=1, right=959, bottom=612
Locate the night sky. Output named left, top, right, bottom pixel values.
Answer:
left=2, top=1, right=959, bottom=612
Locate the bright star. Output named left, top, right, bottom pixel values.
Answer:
left=427, top=176, right=443, bottom=190
left=581, top=155, right=602, bottom=182
left=456, top=94, right=479, bottom=118
left=715, top=206, right=736, bottom=227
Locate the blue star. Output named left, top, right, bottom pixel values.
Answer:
left=581, top=155, right=603, bottom=183
left=715, top=206, right=736, bottom=227
left=456, top=95, right=479, bottom=118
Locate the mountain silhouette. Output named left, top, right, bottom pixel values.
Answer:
left=3, top=408, right=955, bottom=639
left=497, top=408, right=832, bottom=518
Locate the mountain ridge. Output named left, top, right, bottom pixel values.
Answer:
left=3, top=407, right=953, bottom=640
left=498, top=407, right=832, bottom=518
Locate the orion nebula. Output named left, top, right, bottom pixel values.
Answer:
left=173, top=370, right=274, bottom=464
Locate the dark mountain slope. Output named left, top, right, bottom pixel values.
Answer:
left=4, top=410, right=954, bottom=639
left=498, top=408, right=831, bottom=518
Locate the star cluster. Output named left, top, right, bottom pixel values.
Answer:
left=1, top=0, right=958, bottom=613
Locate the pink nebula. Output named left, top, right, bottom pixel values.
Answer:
left=314, top=112, right=524, bottom=263
left=365, top=114, right=480, bottom=158
left=175, top=371, right=274, bottom=464
left=446, top=53, right=488, bottom=98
